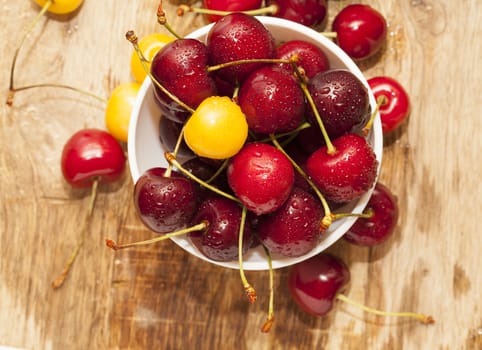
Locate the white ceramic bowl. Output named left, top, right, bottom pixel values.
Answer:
left=128, top=16, right=383, bottom=271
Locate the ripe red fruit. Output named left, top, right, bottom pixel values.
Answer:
left=257, top=187, right=323, bottom=257
left=344, top=182, right=399, bottom=246
left=61, top=128, right=126, bottom=188
left=276, top=39, right=330, bottom=79
left=368, top=76, right=411, bottom=134
left=150, top=38, right=217, bottom=123
left=134, top=167, right=199, bottom=234
left=268, top=0, right=328, bottom=28
left=308, top=69, right=370, bottom=140
left=238, top=65, right=305, bottom=134
left=332, top=4, right=387, bottom=60
left=189, top=195, right=253, bottom=261
left=206, top=13, right=276, bottom=84
left=202, top=0, right=262, bottom=23
left=288, top=253, right=350, bottom=316
left=227, top=142, right=294, bottom=215
left=305, top=134, right=378, bottom=203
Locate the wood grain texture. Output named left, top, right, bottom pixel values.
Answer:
left=1, top=0, right=481, bottom=349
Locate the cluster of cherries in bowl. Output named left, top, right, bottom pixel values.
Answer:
left=122, top=2, right=425, bottom=327
left=127, top=12, right=384, bottom=269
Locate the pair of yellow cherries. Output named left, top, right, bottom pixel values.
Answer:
left=33, top=0, right=249, bottom=159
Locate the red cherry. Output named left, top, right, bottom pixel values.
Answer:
left=306, top=134, right=378, bottom=203
left=227, top=142, right=294, bottom=215
left=268, top=0, right=328, bottom=28
left=61, top=128, right=126, bottom=188
left=332, top=4, right=387, bottom=60
left=288, top=253, right=350, bottom=316
left=202, top=0, right=262, bottom=23
left=368, top=76, right=411, bottom=134
left=343, top=182, right=399, bottom=246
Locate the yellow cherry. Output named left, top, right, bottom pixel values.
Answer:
left=105, top=82, right=141, bottom=143
left=130, top=33, right=175, bottom=84
left=33, top=0, right=84, bottom=15
left=184, top=96, right=248, bottom=159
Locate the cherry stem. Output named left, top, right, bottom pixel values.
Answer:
left=164, top=123, right=187, bottom=178
left=363, top=95, right=387, bottom=135
left=7, top=83, right=107, bottom=106
left=336, top=294, right=435, bottom=325
left=321, top=32, right=337, bottom=39
left=165, top=152, right=241, bottom=203
left=269, top=134, right=333, bottom=231
left=52, top=177, right=99, bottom=290
left=238, top=206, right=256, bottom=304
left=106, top=221, right=207, bottom=250
left=126, top=30, right=195, bottom=114
left=258, top=121, right=311, bottom=143
left=207, top=58, right=292, bottom=73
left=261, top=244, right=275, bottom=333
left=205, top=159, right=229, bottom=184
left=7, top=0, right=52, bottom=105
left=157, top=0, right=182, bottom=39
left=295, top=70, right=336, bottom=155
left=177, top=4, right=279, bottom=18
left=333, top=207, right=374, bottom=221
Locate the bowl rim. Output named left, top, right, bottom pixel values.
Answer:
left=128, top=16, right=383, bottom=271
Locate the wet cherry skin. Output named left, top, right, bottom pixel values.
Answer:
left=61, top=128, right=126, bottom=188
left=288, top=253, right=350, bottom=316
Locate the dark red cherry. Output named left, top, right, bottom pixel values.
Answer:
left=308, top=69, right=370, bottom=140
left=206, top=13, right=276, bottom=84
left=344, top=182, right=399, bottom=246
left=332, top=4, right=387, bottom=60
left=268, top=0, right=328, bottom=28
left=238, top=65, right=305, bottom=134
left=202, top=0, right=262, bottom=23
left=189, top=196, right=252, bottom=261
left=227, top=142, right=294, bottom=215
left=305, top=134, right=378, bottom=203
left=368, top=76, right=410, bottom=134
left=61, top=128, right=126, bottom=188
left=288, top=253, right=350, bottom=316
left=134, top=167, right=199, bottom=234
left=257, top=187, right=323, bottom=257
left=151, top=38, right=217, bottom=123
left=276, top=39, right=330, bottom=79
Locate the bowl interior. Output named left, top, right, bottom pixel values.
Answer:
left=128, top=16, right=383, bottom=271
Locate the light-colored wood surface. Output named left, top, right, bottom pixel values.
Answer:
left=1, top=1, right=481, bottom=349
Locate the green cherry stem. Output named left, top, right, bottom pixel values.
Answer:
left=52, top=177, right=99, bottom=290
left=269, top=134, right=334, bottom=231
left=238, top=205, right=256, bottom=304
left=207, top=58, right=292, bottom=73
left=9, top=0, right=52, bottom=91
left=8, top=83, right=107, bottom=106
left=363, top=95, right=387, bottom=135
left=261, top=244, right=275, bottom=333
left=298, top=79, right=336, bottom=155
left=105, top=221, right=207, bottom=250
left=157, top=0, right=182, bottom=39
left=165, top=152, right=241, bottom=203
left=336, top=294, right=435, bottom=324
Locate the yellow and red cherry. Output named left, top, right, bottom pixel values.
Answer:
left=33, top=0, right=84, bottom=15
left=130, top=33, right=174, bottom=84
left=183, top=96, right=248, bottom=160
left=368, top=76, right=410, bottom=134
left=61, top=128, right=126, bottom=188
left=105, top=82, right=141, bottom=143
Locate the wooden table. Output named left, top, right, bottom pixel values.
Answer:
left=1, top=1, right=481, bottom=349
